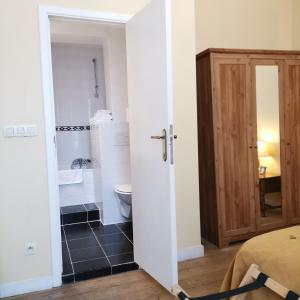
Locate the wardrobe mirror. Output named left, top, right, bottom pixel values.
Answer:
left=255, top=65, right=282, bottom=222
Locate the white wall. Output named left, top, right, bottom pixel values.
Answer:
left=56, top=131, right=91, bottom=170
left=59, top=169, right=95, bottom=206
left=51, top=20, right=128, bottom=123
left=52, top=43, right=106, bottom=125
left=90, top=121, right=130, bottom=224
left=52, top=43, right=106, bottom=170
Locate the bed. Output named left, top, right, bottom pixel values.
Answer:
left=221, top=226, right=300, bottom=299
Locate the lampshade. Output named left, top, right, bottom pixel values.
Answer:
left=257, top=141, right=270, bottom=157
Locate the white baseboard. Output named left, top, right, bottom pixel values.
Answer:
left=177, top=244, right=204, bottom=262
left=0, top=276, right=53, bottom=298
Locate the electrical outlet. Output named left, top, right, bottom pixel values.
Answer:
left=25, top=242, right=37, bottom=256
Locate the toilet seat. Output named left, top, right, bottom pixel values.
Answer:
left=115, top=184, right=131, bottom=194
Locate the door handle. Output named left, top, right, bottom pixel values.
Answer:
left=151, top=129, right=167, bottom=162
left=151, top=135, right=165, bottom=140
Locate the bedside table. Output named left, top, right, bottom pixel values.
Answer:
left=259, top=173, right=282, bottom=217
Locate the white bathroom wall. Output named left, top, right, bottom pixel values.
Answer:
left=90, top=121, right=130, bottom=224
left=56, top=131, right=91, bottom=170
left=50, top=20, right=128, bottom=123
left=51, top=43, right=106, bottom=170
left=52, top=43, right=106, bottom=125
left=59, top=169, right=95, bottom=206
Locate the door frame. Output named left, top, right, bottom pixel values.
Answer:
left=38, top=5, right=131, bottom=287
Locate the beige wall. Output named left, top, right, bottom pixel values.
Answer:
left=195, top=0, right=294, bottom=53
left=172, top=0, right=201, bottom=251
left=293, top=0, right=300, bottom=49
left=0, top=0, right=200, bottom=287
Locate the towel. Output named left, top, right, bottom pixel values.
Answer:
left=58, top=169, right=83, bottom=185
left=91, top=110, right=113, bottom=122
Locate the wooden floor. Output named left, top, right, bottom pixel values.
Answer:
left=9, top=242, right=240, bottom=300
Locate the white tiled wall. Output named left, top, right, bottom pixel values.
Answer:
left=52, top=43, right=106, bottom=170
left=59, top=169, right=95, bottom=207
left=51, top=20, right=128, bottom=123
left=52, top=43, right=106, bottom=126
left=56, top=131, right=91, bottom=170
left=90, top=121, right=131, bottom=224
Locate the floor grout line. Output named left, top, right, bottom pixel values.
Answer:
left=62, top=273, right=74, bottom=276
left=110, top=261, right=136, bottom=267
left=70, top=223, right=133, bottom=250
left=61, top=214, right=100, bottom=227
left=107, top=252, right=133, bottom=258
left=62, top=226, right=75, bottom=279
left=61, top=203, right=99, bottom=214
left=88, top=223, right=113, bottom=271
left=68, top=245, right=104, bottom=252
left=62, top=220, right=90, bottom=227
left=115, top=223, right=134, bottom=245
left=72, top=256, right=107, bottom=264
left=100, top=240, right=132, bottom=247
left=64, top=235, right=100, bottom=242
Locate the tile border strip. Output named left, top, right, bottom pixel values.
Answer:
left=56, top=126, right=90, bottom=131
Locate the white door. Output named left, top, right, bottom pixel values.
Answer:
left=126, top=0, right=178, bottom=291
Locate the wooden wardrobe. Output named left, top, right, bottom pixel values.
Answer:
left=196, top=48, right=300, bottom=247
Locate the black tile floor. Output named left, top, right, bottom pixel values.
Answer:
left=61, top=205, right=137, bottom=283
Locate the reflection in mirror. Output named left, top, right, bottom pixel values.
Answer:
left=256, top=65, right=282, bottom=223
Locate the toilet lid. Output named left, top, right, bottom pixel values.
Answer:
left=115, top=184, right=131, bottom=194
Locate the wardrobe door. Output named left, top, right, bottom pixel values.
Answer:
left=212, top=57, right=256, bottom=240
left=285, top=60, right=300, bottom=224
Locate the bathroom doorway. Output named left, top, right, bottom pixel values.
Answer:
left=40, top=0, right=178, bottom=292
left=50, top=19, right=136, bottom=283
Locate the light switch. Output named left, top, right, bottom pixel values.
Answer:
left=26, top=125, right=37, bottom=137
left=3, top=126, right=15, bottom=137
left=3, top=125, right=38, bottom=137
left=15, top=126, right=26, bottom=137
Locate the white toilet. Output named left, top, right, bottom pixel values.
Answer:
left=115, top=184, right=132, bottom=219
